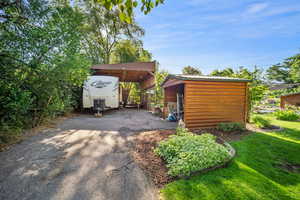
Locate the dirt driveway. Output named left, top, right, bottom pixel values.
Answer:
left=0, top=109, right=176, bottom=200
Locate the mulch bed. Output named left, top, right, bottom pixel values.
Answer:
left=193, top=127, right=252, bottom=142
left=131, top=128, right=248, bottom=188
left=131, top=130, right=176, bottom=188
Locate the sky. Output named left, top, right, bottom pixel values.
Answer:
left=135, top=0, right=300, bottom=74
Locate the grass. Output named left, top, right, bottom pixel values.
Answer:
left=161, top=114, right=300, bottom=200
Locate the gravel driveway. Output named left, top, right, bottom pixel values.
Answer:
left=0, top=109, right=176, bottom=200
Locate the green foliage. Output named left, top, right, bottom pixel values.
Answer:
left=161, top=115, right=300, bottom=200
left=152, top=66, right=168, bottom=106
left=274, top=110, right=299, bottom=121
left=0, top=1, right=90, bottom=143
left=111, top=39, right=152, bottom=105
left=267, top=53, right=300, bottom=84
left=210, top=68, right=234, bottom=77
left=98, top=0, right=164, bottom=23
left=112, top=40, right=152, bottom=63
left=155, top=129, right=231, bottom=177
left=251, top=115, right=271, bottom=128
left=217, top=122, right=245, bottom=132
left=82, top=2, right=144, bottom=64
left=182, top=66, right=202, bottom=75
left=249, top=84, right=268, bottom=103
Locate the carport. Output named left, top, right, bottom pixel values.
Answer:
left=162, top=74, right=251, bottom=129
left=91, top=62, right=155, bottom=89
left=91, top=62, right=156, bottom=108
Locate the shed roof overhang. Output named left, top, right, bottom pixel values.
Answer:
left=91, top=62, right=156, bottom=90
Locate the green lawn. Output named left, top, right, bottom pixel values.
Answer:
left=161, top=114, right=300, bottom=200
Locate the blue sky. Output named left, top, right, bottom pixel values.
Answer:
left=136, top=0, right=300, bottom=74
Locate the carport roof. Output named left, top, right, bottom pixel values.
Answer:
left=91, top=62, right=155, bottom=83
left=162, top=74, right=251, bottom=87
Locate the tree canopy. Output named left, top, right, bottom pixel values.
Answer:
left=267, top=53, right=300, bottom=84
left=182, top=66, right=202, bottom=75
left=0, top=0, right=159, bottom=143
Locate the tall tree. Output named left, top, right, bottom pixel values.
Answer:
left=153, top=67, right=168, bottom=106
left=267, top=53, right=300, bottom=84
left=97, top=0, right=164, bottom=23
left=82, top=2, right=144, bottom=64
left=111, top=40, right=152, bottom=105
left=210, top=68, right=234, bottom=77
left=0, top=0, right=90, bottom=142
left=182, top=66, right=202, bottom=75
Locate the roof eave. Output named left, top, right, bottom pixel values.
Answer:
left=162, top=74, right=251, bottom=87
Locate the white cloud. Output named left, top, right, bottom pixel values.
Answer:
left=246, top=2, right=269, bottom=14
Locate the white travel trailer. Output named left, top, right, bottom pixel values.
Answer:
left=83, top=76, right=119, bottom=111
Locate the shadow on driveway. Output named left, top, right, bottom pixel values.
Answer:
left=0, top=109, right=177, bottom=200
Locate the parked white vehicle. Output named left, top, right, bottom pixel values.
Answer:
left=83, top=76, right=119, bottom=110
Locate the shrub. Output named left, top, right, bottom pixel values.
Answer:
left=274, top=110, right=299, bottom=121
left=154, top=129, right=231, bottom=177
left=251, top=116, right=271, bottom=128
left=217, top=122, right=245, bottom=132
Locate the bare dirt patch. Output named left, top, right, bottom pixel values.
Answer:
left=247, top=123, right=283, bottom=133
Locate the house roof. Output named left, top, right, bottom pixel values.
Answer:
left=162, top=74, right=251, bottom=87
left=281, top=92, right=300, bottom=97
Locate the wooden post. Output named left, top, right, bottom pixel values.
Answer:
left=280, top=96, right=285, bottom=109
left=244, top=82, right=250, bottom=123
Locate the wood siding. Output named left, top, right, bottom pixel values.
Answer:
left=280, top=93, right=300, bottom=108
left=184, top=81, right=248, bottom=129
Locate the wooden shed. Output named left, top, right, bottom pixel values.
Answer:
left=280, top=92, right=300, bottom=109
left=162, top=74, right=251, bottom=129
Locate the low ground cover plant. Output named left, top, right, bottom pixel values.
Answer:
left=217, top=122, right=245, bottom=132
left=154, top=128, right=231, bottom=177
left=251, top=115, right=271, bottom=128
left=274, top=110, right=299, bottom=121
left=161, top=115, right=300, bottom=200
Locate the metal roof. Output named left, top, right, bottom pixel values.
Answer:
left=281, top=92, right=300, bottom=97
left=269, top=83, right=300, bottom=90
left=162, top=74, right=251, bottom=86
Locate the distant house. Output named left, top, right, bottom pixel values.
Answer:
left=161, top=74, right=251, bottom=129
left=280, top=92, right=300, bottom=109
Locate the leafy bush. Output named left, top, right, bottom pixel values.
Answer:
left=217, top=122, right=245, bottom=132
left=154, top=129, right=231, bottom=177
left=274, top=110, right=299, bottom=121
left=251, top=116, right=271, bottom=128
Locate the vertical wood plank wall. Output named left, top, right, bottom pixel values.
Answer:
left=184, top=81, right=248, bottom=129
